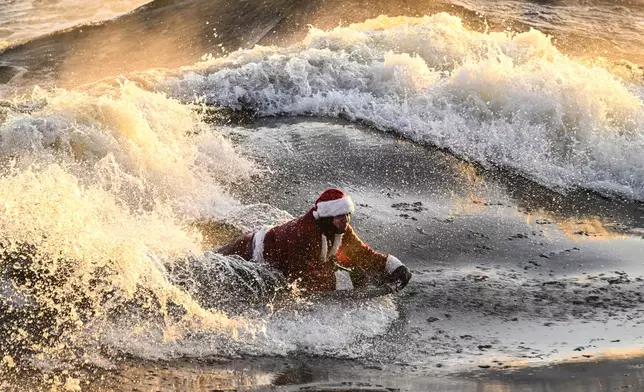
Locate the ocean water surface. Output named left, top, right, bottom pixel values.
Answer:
left=1, top=0, right=644, bottom=390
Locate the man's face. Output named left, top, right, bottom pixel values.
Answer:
left=332, top=214, right=351, bottom=233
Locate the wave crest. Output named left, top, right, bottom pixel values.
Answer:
left=163, top=14, right=644, bottom=200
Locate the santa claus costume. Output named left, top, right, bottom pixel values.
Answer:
left=218, top=188, right=407, bottom=292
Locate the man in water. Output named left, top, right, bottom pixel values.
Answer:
left=218, top=188, right=412, bottom=292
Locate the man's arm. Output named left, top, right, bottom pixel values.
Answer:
left=338, top=226, right=412, bottom=290
left=338, top=226, right=385, bottom=274
left=338, top=226, right=408, bottom=283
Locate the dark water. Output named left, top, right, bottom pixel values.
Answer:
left=1, top=0, right=643, bottom=90
left=0, top=0, right=468, bottom=88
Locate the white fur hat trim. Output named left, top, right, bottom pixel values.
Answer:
left=313, top=196, right=355, bottom=219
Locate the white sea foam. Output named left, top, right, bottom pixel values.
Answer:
left=163, top=13, right=644, bottom=200
left=0, top=81, right=259, bottom=364
left=0, top=80, right=398, bottom=365
left=102, top=293, right=397, bottom=360
left=1, top=81, right=253, bottom=217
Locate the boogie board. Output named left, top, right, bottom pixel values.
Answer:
left=306, top=284, right=396, bottom=302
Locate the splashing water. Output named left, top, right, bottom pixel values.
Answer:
left=0, top=79, right=399, bottom=381
left=161, top=13, right=644, bottom=200
left=0, top=80, right=260, bottom=372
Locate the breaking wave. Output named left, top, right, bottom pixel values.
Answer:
left=0, top=81, right=397, bottom=376
left=161, top=14, right=644, bottom=201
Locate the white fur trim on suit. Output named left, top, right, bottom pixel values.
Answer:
left=335, top=270, right=354, bottom=290
left=252, top=227, right=270, bottom=263
left=312, top=196, right=355, bottom=219
left=385, top=255, right=403, bottom=274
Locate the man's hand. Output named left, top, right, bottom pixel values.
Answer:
left=386, top=265, right=412, bottom=291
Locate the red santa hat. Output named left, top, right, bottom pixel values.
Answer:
left=312, top=188, right=355, bottom=219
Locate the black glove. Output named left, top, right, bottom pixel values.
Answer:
left=386, top=265, right=412, bottom=291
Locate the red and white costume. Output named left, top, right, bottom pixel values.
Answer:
left=219, top=189, right=403, bottom=292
